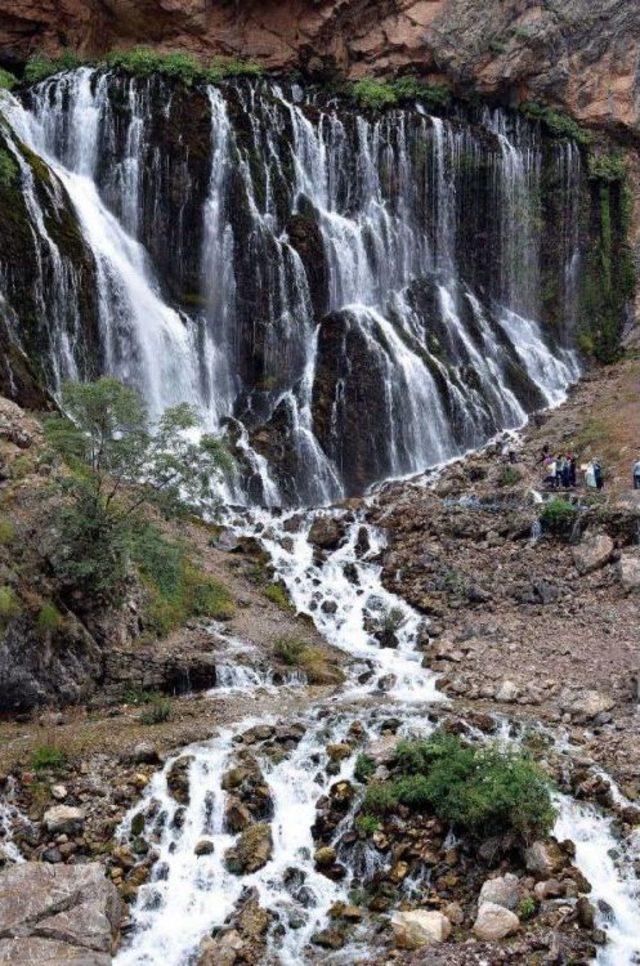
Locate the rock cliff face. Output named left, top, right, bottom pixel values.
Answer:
left=1, top=1, right=639, bottom=141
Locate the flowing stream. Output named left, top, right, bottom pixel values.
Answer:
left=114, top=509, right=640, bottom=965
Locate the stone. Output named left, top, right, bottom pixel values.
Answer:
left=525, top=840, right=566, bottom=877
left=43, top=805, right=85, bottom=835
left=391, top=910, right=452, bottom=949
left=225, top=823, right=272, bottom=875
left=572, top=533, right=614, bottom=575
left=565, top=690, right=616, bottom=721
left=224, top=798, right=252, bottom=833
left=479, top=873, right=520, bottom=910
left=50, top=784, right=67, bottom=801
left=365, top=735, right=398, bottom=766
left=131, top=742, right=160, bottom=765
left=473, top=901, right=520, bottom=941
left=326, top=742, right=352, bottom=761
left=534, top=878, right=564, bottom=900
left=307, top=515, right=346, bottom=551
left=443, top=901, right=464, bottom=925
left=494, top=680, right=519, bottom=702
left=194, top=839, right=214, bottom=856
left=618, top=553, right=640, bottom=591
left=166, top=756, right=194, bottom=805
left=576, top=896, right=595, bottom=929
left=313, top=846, right=336, bottom=867
left=0, top=862, right=121, bottom=964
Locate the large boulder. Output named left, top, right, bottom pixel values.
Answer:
left=525, top=839, right=567, bottom=878
left=391, top=910, right=452, bottom=949
left=307, top=514, right=346, bottom=551
left=478, top=873, right=520, bottom=910
left=562, top=690, right=615, bottom=722
left=0, top=862, right=121, bottom=964
left=473, top=901, right=520, bottom=940
left=618, top=553, right=640, bottom=591
left=572, top=532, right=614, bottom=575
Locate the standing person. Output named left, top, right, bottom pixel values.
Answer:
left=562, top=455, right=571, bottom=489
left=568, top=453, right=577, bottom=488
left=633, top=458, right=640, bottom=490
left=555, top=454, right=564, bottom=489
left=585, top=460, right=597, bottom=490
left=544, top=455, right=556, bottom=488
left=594, top=459, right=604, bottom=490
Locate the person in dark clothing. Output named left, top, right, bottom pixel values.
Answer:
left=568, top=454, right=577, bottom=488
left=562, top=457, right=571, bottom=489
left=539, top=443, right=550, bottom=464
left=594, top=460, right=604, bottom=490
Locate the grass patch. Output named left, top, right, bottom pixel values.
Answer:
left=264, top=581, right=293, bottom=611
left=518, top=896, right=537, bottom=920
left=0, top=518, right=15, bottom=544
left=133, top=524, right=234, bottom=637
left=207, top=55, right=263, bottom=81
left=354, top=753, right=376, bottom=783
left=0, top=585, right=20, bottom=622
left=0, top=150, right=18, bottom=191
left=355, top=813, right=380, bottom=836
left=498, top=466, right=522, bottom=487
left=362, top=733, right=554, bottom=844
left=25, top=51, right=85, bottom=84
left=36, top=602, right=63, bottom=636
left=350, top=78, right=398, bottom=110
left=273, top=636, right=343, bottom=685
left=32, top=745, right=67, bottom=772
left=105, top=48, right=263, bottom=87
left=139, top=695, right=172, bottom=725
left=0, top=67, right=17, bottom=90
left=540, top=498, right=578, bottom=536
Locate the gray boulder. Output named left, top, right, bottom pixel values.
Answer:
left=572, top=533, right=614, bottom=575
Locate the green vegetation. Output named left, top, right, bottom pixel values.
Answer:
left=36, top=602, right=63, bottom=636
left=273, top=636, right=343, bottom=685
left=0, top=67, right=17, bottom=90
left=349, top=76, right=450, bottom=112
left=588, top=153, right=627, bottom=183
left=0, top=149, right=18, bottom=191
left=264, top=581, right=293, bottom=611
left=539, top=497, right=578, bottom=536
left=31, top=745, right=67, bottom=772
left=518, top=896, right=538, bottom=921
left=381, top=606, right=405, bottom=634
left=360, top=733, right=554, bottom=844
left=354, top=753, right=376, bottom=783
left=121, top=686, right=155, bottom=706
left=0, top=586, right=20, bottom=622
left=355, top=813, right=380, bottom=836
left=498, top=466, right=522, bottom=487
left=134, top=523, right=235, bottom=637
left=519, top=102, right=593, bottom=147
left=140, top=695, right=172, bottom=725
left=25, top=51, right=85, bottom=84
left=0, top=518, right=15, bottom=544
left=274, top=636, right=304, bottom=665
left=105, top=48, right=263, bottom=86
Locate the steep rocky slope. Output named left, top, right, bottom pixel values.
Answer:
left=1, top=0, right=639, bottom=142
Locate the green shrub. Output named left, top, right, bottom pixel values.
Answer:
left=355, top=814, right=380, bottom=836
left=274, top=636, right=305, bottom=665
left=390, top=77, right=450, bottom=109
left=207, top=56, right=263, bottom=82
left=0, top=518, right=15, bottom=544
left=350, top=78, right=398, bottom=111
left=36, top=602, right=63, bottom=636
left=588, top=153, right=627, bottom=183
left=0, top=585, right=20, bottom=621
left=382, top=606, right=405, bottom=634
left=498, top=466, right=522, bottom=487
left=264, top=581, right=292, bottom=611
left=0, top=67, right=17, bottom=90
left=25, top=51, right=84, bottom=84
left=354, top=753, right=376, bottom=783
left=139, top=695, right=171, bottom=725
left=0, top=150, right=18, bottom=191
left=122, top=687, right=155, bottom=706
left=106, top=47, right=203, bottom=85
left=540, top=497, right=578, bottom=536
left=363, top=733, right=554, bottom=843
left=32, top=745, right=67, bottom=772
left=518, top=896, right=537, bottom=920
left=519, top=102, right=593, bottom=147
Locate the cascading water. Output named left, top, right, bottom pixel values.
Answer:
left=1, top=70, right=582, bottom=505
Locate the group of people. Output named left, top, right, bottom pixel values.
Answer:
left=540, top=445, right=603, bottom=491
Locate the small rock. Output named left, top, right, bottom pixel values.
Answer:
left=43, top=805, right=85, bottom=835
left=391, top=910, right=452, bottom=949
left=525, top=840, right=566, bottom=878
left=50, top=784, right=67, bottom=801
left=473, top=901, right=520, bottom=940
left=194, top=839, right=215, bottom=857
left=494, top=680, right=519, bottom=702
left=225, top=822, right=272, bottom=875
left=576, top=896, right=595, bottom=929
left=479, top=873, right=520, bottom=910
left=618, top=553, right=640, bottom=591
left=313, top=846, right=336, bottom=867
left=132, top=742, right=160, bottom=765
left=572, top=533, right=614, bottom=575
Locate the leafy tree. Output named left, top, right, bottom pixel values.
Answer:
left=44, top=377, right=231, bottom=598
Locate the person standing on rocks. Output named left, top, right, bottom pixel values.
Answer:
left=568, top=454, right=577, bottom=488
left=594, top=459, right=604, bottom=490
left=585, top=460, right=597, bottom=490
left=633, top=458, right=640, bottom=489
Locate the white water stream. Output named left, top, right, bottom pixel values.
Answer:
left=114, top=509, right=639, bottom=965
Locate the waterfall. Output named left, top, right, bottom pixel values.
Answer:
left=1, top=71, right=583, bottom=504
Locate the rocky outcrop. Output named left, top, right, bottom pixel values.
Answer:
left=0, top=862, right=121, bottom=964
left=2, top=1, right=640, bottom=143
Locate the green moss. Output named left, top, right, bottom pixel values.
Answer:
left=0, top=518, right=15, bottom=544
left=105, top=48, right=263, bottom=87
left=539, top=498, right=578, bottom=536
left=0, top=68, right=17, bottom=91
left=207, top=56, right=264, bottom=82
left=264, top=581, right=293, bottom=611
left=0, top=585, right=20, bottom=622
left=274, top=636, right=305, bottom=665
left=349, top=78, right=398, bottom=111
left=390, top=77, right=451, bottom=110
left=354, top=753, right=376, bottom=783
left=355, top=814, right=380, bottom=836
left=0, top=150, right=18, bottom=191
left=498, top=466, right=522, bottom=487
left=588, top=153, right=627, bottom=183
